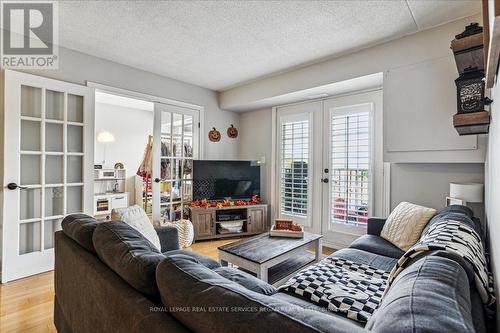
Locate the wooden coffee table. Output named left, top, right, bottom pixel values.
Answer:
left=218, top=232, right=323, bottom=287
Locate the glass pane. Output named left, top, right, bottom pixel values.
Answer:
left=21, top=120, right=40, bottom=151
left=182, top=180, right=192, bottom=201
left=160, top=181, right=172, bottom=203
left=45, top=122, right=63, bottom=152
left=45, top=90, right=64, bottom=120
left=280, top=120, right=309, bottom=217
left=21, top=155, right=41, bottom=185
left=67, top=185, right=83, bottom=213
left=172, top=203, right=182, bottom=221
left=21, top=85, right=41, bottom=118
left=44, top=218, right=62, bottom=250
left=172, top=159, right=181, bottom=180
left=20, top=188, right=41, bottom=220
left=160, top=205, right=171, bottom=221
left=330, top=112, right=370, bottom=227
left=183, top=115, right=193, bottom=158
left=161, top=111, right=172, bottom=157
left=19, top=221, right=41, bottom=255
left=67, top=156, right=83, bottom=183
left=161, top=159, right=171, bottom=180
left=161, top=111, right=171, bottom=134
left=67, top=125, right=83, bottom=152
left=161, top=137, right=171, bottom=157
left=45, top=187, right=64, bottom=217
left=172, top=113, right=182, bottom=157
left=171, top=181, right=181, bottom=202
left=182, top=160, right=193, bottom=179
left=45, top=155, right=63, bottom=184
left=68, top=94, right=83, bottom=122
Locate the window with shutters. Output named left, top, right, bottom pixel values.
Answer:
left=280, top=119, right=309, bottom=217
left=330, top=111, right=371, bottom=227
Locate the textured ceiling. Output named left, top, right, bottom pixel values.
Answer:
left=58, top=0, right=480, bottom=91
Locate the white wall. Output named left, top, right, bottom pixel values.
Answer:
left=485, top=77, right=500, bottom=327
left=235, top=16, right=485, bottom=216
left=238, top=108, right=273, bottom=205
left=20, top=46, right=240, bottom=160
left=223, top=15, right=486, bottom=165
left=391, top=163, right=485, bottom=218
left=94, top=103, right=153, bottom=205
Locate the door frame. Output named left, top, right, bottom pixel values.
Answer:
left=87, top=82, right=205, bottom=160
left=271, top=89, right=389, bottom=249
left=2, top=69, right=94, bottom=282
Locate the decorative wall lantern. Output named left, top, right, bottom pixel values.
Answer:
left=450, top=23, right=492, bottom=136
left=455, top=69, right=485, bottom=114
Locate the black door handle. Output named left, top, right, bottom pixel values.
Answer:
left=154, top=178, right=161, bottom=183
left=321, top=178, right=329, bottom=184
left=7, top=183, right=27, bottom=190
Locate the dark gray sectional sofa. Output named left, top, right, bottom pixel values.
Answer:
left=55, top=206, right=489, bottom=333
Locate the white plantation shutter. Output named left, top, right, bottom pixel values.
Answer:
left=331, top=111, right=371, bottom=226
left=280, top=119, right=309, bottom=217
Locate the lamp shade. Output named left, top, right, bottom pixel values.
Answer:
left=449, top=182, right=484, bottom=203
left=96, top=131, right=115, bottom=143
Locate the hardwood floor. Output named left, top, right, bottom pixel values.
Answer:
left=0, top=237, right=333, bottom=333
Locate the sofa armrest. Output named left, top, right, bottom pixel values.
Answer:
left=155, top=225, right=179, bottom=252
left=367, top=217, right=387, bottom=236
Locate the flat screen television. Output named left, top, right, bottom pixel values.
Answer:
left=193, top=160, right=260, bottom=201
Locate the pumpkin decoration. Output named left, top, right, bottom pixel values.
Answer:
left=208, top=127, right=221, bottom=142
left=227, top=124, right=238, bottom=138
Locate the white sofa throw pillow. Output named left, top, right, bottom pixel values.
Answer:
left=111, top=205, right=161, bottom=251
left=381, top=202, right=436, bottom=251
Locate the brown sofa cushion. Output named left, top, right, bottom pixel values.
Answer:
left=61, top=214, right=101, bottom=253
left=92, top=221, right=165, bottom=300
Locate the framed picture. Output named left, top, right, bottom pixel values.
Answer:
left=446, top=196, right=464, bottom=206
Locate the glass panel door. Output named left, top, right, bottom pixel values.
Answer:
left=2, top=70, right=93, bottom=283
left=276, top=101, right=323, bottom=232
left=321, top=91, right=383, bottom=248
left=152, top=103, right=199, bottom=223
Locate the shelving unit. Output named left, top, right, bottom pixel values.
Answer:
left=189, top=204, right=268, bottom=241
left=93, top=169, right=128, bottom=220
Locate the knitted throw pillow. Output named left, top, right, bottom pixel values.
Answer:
left=381, top=202, right=436, bottom=251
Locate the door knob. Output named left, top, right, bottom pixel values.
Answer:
left=321, top=178, right=329, bottom=184
left=154, top=178, right=160, bottom=183
left=7, top=183, right=27, bottom=190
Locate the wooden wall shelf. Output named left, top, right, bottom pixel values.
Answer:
left=453, top=111, right=490, bottom=135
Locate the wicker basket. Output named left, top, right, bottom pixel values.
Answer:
left=164, top=219, right=194, bottom=248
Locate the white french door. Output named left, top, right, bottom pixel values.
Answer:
left=152, top=103, right=200, bottom=223
left=2, top=70, right=94, bottom=283
left=276, top=101, right=323, bottom=234
left=275, top=91, right=384, bottom=248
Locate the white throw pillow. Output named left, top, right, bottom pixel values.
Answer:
left=111, top=205, right=161, bottom=251
left=381, top=202, right=436, bottom=251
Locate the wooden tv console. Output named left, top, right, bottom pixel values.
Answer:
left=189, top=204, right=268, bottom=241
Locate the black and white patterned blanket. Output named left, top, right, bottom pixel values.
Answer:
left=278, top=257, right=389, bottom=322
left=279, top=219, right=495, bottom=323
left=386, top=219, right=496, bottom=307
